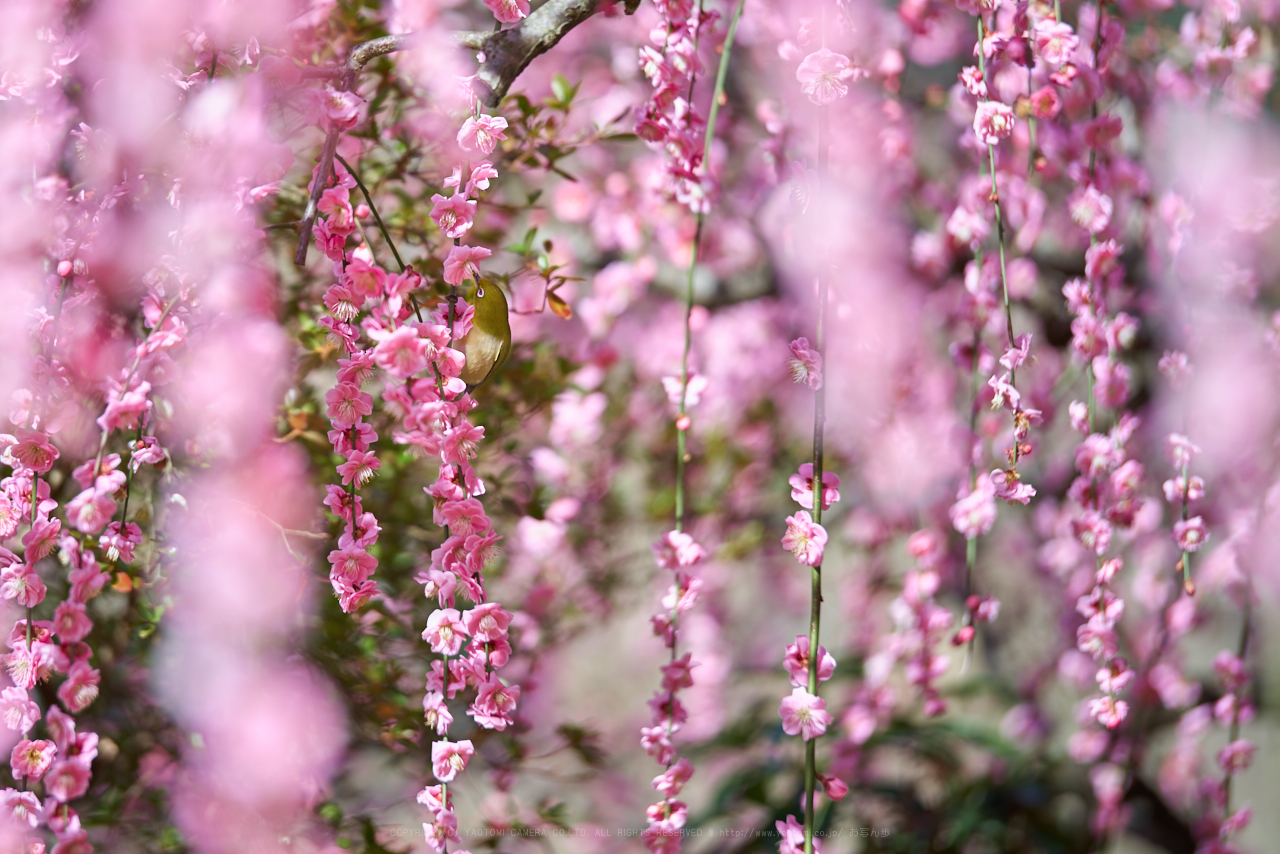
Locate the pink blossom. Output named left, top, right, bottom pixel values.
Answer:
left=457, top=115, right=508, bottom=155
left=423, top=608, right=469, bottom=656
left=1029, top=85, right=1062, bottom=118
left=662, top=374, right=708, bottom=409
left=1095, top=659, right=1134, bottom=693
left=640, top=725, right=675, bottom=765
left=1162, top=474, right=1205, bottom=504
left=337, top=450, right=381, bottom=487
left=483, top=0, right=530, bottom=22
left=344, top=257, right=388, bottom=300
left=959, top=66, right=987, bottom=98
left=795, top=49, right=860, bottom=106
left=776, top=814, right=820, bottom=854
left=313, top=88, right=362, bottom=129
left=52, top=602, right=92, bottom=643
left=423, top=692, right=453, bottom=737
left=990, top=469, right=1035, bottom=504
left=818, top=773, right=849, bottom=801
left=1217, top=739, right=1255, bottom=772
left=1069, top=186, right=1113, bottom=234
left=443, top=245, right=493, bottom=286
left=430, top=193, right=478, bottom=239
left=373, top=326, right=429, bottom=379
left=98, top=521, right=142, bottom=563
left=465, top=603, right=513, bottom=643
left=1077, top=616, right=1120, bottom=661
left=64, top=488, right=116, bottom=535
left=653, top=757, right=694, bottom=798
left=973, top=101, right=1016, bottom=145
left=789, top=463, right=840, bottom=511
left=5, top=428, right=59, bottom=474
left=324, top=283, right=362, bottom=322
left=317, top=187, right=355, bottom=236
left=422, top=809, right=460, bottom=853
left=332, top=576, right=378, bottom=613
left=1158, top=350, right=1191, bottom=386
left=782, top=510, right=827, bottom=566
left=0, top=688, right=39, bottom=734
left=467, top=162, right=499, bottom=194
left=10, top=739, right=55, bottom=782
left=97, top=379, right=152, bottom=432
left=57, top=662, right=99, bottom=714
left=1088, top=695, right=1129, bottom=729
left=778, top=687, right=833, bottom=740
left=324, top=383, right=373, bottom=430
left=1072, top=510, right=1112, bottom=556
left=0, top=562, right=46, bottom=608
left=1173, top=517, right=1208, bottom=552
left=651, top=530, right=706, bottom=569
left=988, top=371, right=1020, bottom=411
left=0, top=789, right=40, bottom=828
left=950, top=473, right=997, bottom=539
left=1214, top=650, right=1248, bottom=692
left=469, top=674, right=519, bottom=730
left=1077, top=587, right=1124, bottom=624
left=431, top=739, right=475, bottom=783
left=640, top=819, right=682, bottom=854
left=328, top=543, right=377, bottom=585
left=782, top=635, right=836, bottom=688
left=655, top=655, right=696, bottom=695
left=45, top=759, right=91, bottom=802
left=1035, top=20, right=1080, bottom=65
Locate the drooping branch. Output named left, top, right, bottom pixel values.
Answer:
left=294, top=0, right=611, bottom=266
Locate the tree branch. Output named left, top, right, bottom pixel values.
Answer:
left=294, top=0, right=611, bottom=266
left=457, top=0, right=606, bottom=106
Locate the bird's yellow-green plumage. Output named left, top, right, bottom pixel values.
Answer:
left=458, top=279, right=511, bottom=390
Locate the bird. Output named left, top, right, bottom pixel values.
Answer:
left=457, top=278, right=511, bottom=391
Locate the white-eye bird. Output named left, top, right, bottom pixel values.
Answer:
left=457, top=279, right=511, bottom=391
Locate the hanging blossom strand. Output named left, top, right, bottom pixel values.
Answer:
left=306, top=74, right=518, bottom=852
left=777, top=17, right=864, bottom=854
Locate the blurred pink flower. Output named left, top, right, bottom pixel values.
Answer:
left=950, top=473, right=997, bottom=539
left=1173, top=516, right=1209, bottom=552
left=788, top=337, right=823, bottom=389
left=483, top=0, right=530, bottom=23
left=1034, top=20, right=1079, bottom=65
left=795, top=49, right=859, bottom=106
left=973, top=101, right=1015, bottom=145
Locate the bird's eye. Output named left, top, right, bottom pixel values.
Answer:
left=477, top=286, right=486, bottom=298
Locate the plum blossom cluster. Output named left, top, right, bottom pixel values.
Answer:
left=635, top=0, right=721, bottom=212
left=0, top=154, right=190, bottom=847
left=1064, top=413, right=1145, bottom=733
left=640, top=530, right=705, bottom=854
left=1164, top=430, right=1209, bottom=593
left=305, top=75, right=521, bottom=848
left=781, top=464, right=837, bottom=568
left=1158, top=649, right=1255, bottom=850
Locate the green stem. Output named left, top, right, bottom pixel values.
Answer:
left=803, top=90, right=830, bottom=854
left=1223, top=586, right=1252, bottom=813
left=335, top=153, right=406, bottom=274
